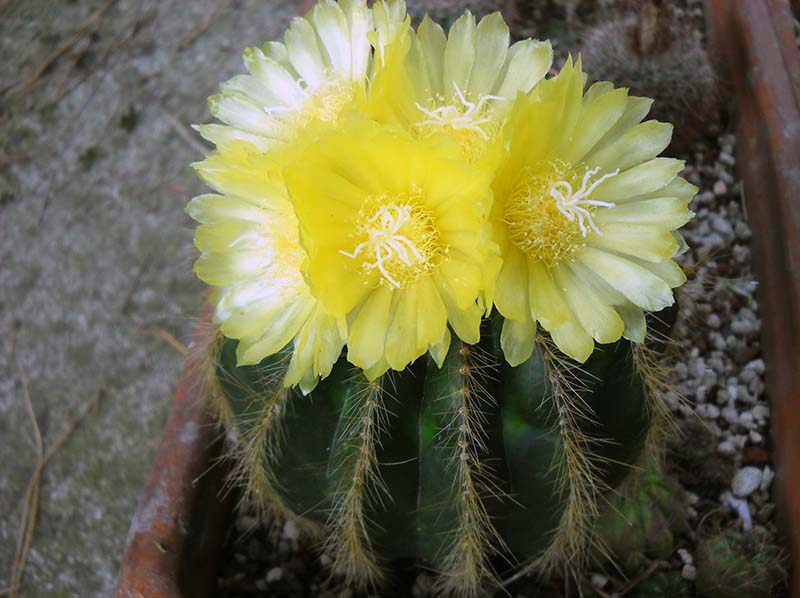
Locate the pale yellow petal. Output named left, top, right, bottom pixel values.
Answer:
left=576, top=246, right=674, bottom=311
left=591, top=158, right=684, bottom=203
left=468, top=12, right=509, bottom=96
left=586, top=120, right=673, bottom=172
left=417, top=15, right=446, bottom=97
left=549, top=316, right=594, bottom=363
left=528, top=260, right=570, bottom=330
left=236, top=299, right=314, bottom=365
left=553, top=264, right=624, bottom=344
left=617, top=303, right=647, bottom=343
left=429, top=326, right=451, bottom=368
left=443, top=11, right=477, bottom=95
left=594, top=196, right=693, bottom=229
left=495, top=38, right=552, bottom=98
left=588, top=223, right=678, bottom=263
left=284, top=16, right=327, bottom=88
left=560, top=87, right=628, bottom=164
left=501, top=316, right=537, bottom=366
left=347, top=286, right=393, bottom=369
left=415, top=277, right=448, bottom=352
left=386, top=286, right=423, bottom=370
left=627, top=256, right=687, bottom=288
left=493, top=245, right=529, bottom=322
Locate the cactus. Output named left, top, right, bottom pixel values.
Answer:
left=187, top=3, right=696, bottom=595
left=580, top=1, right=718, bottom=152
left=206, top=317, right=671, bottom=595
left=594, top=472, right=688, bottom=575
left=631, top=570, right=691, bottom=598
left=695, top=529, right=784, bottom=598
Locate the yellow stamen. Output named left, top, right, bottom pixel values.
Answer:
left=341, top=192, right=442, bottom=288
left=504, top=161, right=618, bottom=267
left=414, top=82, right=502, bottom=162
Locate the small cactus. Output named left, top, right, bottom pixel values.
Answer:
left=632, top=570, right=691, bottom=598
left=695, top=529, right=784, bottom=598
left=594, top=472, right=688, bottom=575
left=580, top=1, right=718, bottom=152
left=207, top=320, right=671, bottom=594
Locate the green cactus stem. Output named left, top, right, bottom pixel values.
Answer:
left=211, top=318, right=659, bottom=595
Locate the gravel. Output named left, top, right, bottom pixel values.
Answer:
left=732, top=467, right=764, bottom=498
left=667, top=132, right=775, bottom=529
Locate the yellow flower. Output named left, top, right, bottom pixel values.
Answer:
left=284, top=116, right=494, bottom=378
left=367, top=10, right=552, bottom=165
left=190, top=141, right=345, bottom=393
left=196, top=0, right=374, bottom=151
left=491, top=58, right=696, bottom=365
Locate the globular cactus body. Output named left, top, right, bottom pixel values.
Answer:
left=214, top=319, right=653, bottom=591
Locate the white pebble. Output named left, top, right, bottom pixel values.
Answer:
left=761, top=466, right=774, bottom=493
left=752, top=404, right=770, bottom=421
left=283, top=520, right=299, bottom=541
left=678, top=548, right=694, bottom=565
left=713, top=180, right=727, bottom=195
left=682, top=564, right=697, bottom=581
left=749, top=430, right=763, bottom=444
left=718, top=440, right=736, bottom=456
left=266, top=567, right=283, bottom=583
left=722, top=406, right=739, bottom=424
left=590, top=574, right=609, bottom=589
left=732, top=466, right=763, bottom=497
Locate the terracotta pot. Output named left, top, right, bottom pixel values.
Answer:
left=116, top=1, right=800, bottom=595
left=115, top=310, right=233, bottom=598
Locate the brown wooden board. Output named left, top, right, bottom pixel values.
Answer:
left=706, top=0, right=800, bottom=595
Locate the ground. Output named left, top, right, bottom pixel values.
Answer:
left=0, top=1, right=297, bottom=596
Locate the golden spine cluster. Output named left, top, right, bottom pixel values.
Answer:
left=435, top=343, right=506, bottom=597
left=323, top=377, right=389, bottom=589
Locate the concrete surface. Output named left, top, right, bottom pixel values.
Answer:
left=0, top=1, right=296, bottom=595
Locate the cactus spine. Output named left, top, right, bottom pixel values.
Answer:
left=211, top=314, right=658, bottom=595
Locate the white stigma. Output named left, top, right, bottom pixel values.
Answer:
left=415, top=82, right=504, bottom=140
left=549, top=166, right=620, bottom=237
left=340, top=205, right=424, bottom=288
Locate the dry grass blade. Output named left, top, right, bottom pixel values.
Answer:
left=9, top=0, right=116, bottom=99
left=0, top=154, right=26, bottom=169
left=138, top=326, right=189, bottom=356
left=178, top=0, right=227, bottom=49
left=3, top=373, right=104, bottom=597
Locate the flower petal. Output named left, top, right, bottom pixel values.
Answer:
left=348, top=285, right=394, bottom=369
left=576, top=246, right=675, bottom=311
left=468, top=12, right=509, bottom=96
left=528, top=260, right=570, bottom=330
left=501, top=316, right=537, bottom=366
left=553, top=264, right=624, bottom=344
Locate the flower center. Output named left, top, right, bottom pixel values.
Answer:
left=504, top=161, right=618, bottom=267
left=340, top=192, right=441, bottom=289
left=265, top=78, right=353, bottom=130
left=414, top=82, right=502, bottom=162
